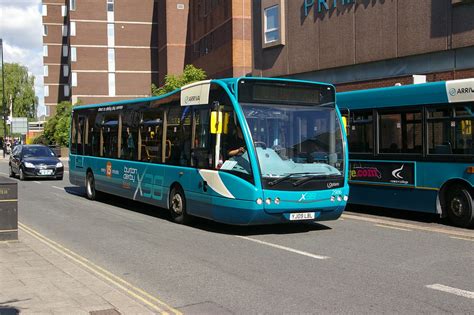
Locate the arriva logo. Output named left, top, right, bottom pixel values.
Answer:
left=392, top=165, right=404, bottom=180
left=184, top=95, right=200, bottom=104
left=451, top=87, right=474, bottom=96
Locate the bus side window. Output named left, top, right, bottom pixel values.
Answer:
left=192, top=106, right=212, bottom=168
left=70, top=112, right=77, bottom=154
left=120, top=105, right=140, bottom=161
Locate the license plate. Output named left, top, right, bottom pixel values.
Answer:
left=39, top=169, right=53, bottom=175
left=289, top=212, right=315, bottom=221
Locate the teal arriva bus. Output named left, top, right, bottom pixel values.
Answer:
left=338, top=78, right=474, bottom=227
left=69, top=77, right=349, bottom=225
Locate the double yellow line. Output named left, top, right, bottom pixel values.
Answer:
left=19, top=222, right=182, bottom=315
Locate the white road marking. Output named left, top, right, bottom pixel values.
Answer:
left=342, top=214, right=474, bottom=239
left=375, top=224, right=412, bottom=232
left=0, top=172, right=8, bottom=176
left=33, top=181, right=41, bottom=184
left=426, top=284, right=474, bottom=299
left=236, top=236, right=330, bottom=260
left=52, top=186, right=63, bottom=190
left=450, top=236, right=474, bottom=242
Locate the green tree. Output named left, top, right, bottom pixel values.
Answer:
left=0, top=63, right=37, bottom=119
left=43, top=101, right=72, bottom=146
left=152, top=64, right=207, bottom=96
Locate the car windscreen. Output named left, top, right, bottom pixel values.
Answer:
left=22, top=147, right=55, bottom=158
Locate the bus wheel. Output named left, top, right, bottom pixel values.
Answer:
left=169, top=187, right=190, bottom=224
left=86, top=172, right=97, bottom=200
left=445, top=185, right=474, bottom=228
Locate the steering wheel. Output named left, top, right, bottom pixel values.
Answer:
left=254, top=141, right=267, bottom=149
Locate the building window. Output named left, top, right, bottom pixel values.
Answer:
left=107, top=24, right=115, bottom=46
left=264, top=5, right=279, bottom=44
left=64, top=85, right=70, bottom=97
left=108, top=73, right=115, bottom=96
left=70, top=0, right=76, bottom=11
left=42, top=4, right=47, bottom=16
left=108, top=49, right=115, bottom=72
left=63, top=65, right=69, bottom=77
left=71, top=47, right=77, bottom=61
left=44, top=85, right=49, bottom=97
left=62, top=25, right=68, bottom=36
left=43, top=45, right=48, bottom=57
left=70, top=22, right=76, bottom=36
left=45, top=105, right=51, bottom=117
left=107, top=0, right=114, bottom=11
left=61, top=5, right=67, bottom=16
left=43, top=25, right=48, bottom=36
left=72, top=72, right=77, bottom=87
left=44, top=65, right=48, bottom=77
left=62, top=45, right=68, bottom=57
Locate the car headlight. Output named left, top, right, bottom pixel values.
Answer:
left=56, top=162, right=63, bottom=168
left=24, top=162, right=35, bottom=168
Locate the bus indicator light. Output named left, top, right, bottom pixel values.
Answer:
left=466, top=166, right=474, bottom=174
left=265, top=198, right=272, bottom=205
left=256, top=198, right=263, bottom=205
left=274, top=197, right=280, bottom=205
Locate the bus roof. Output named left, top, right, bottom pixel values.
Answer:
left=337, top=78, right=474, bottom=110
left=73, top=77, right=335, bottom=111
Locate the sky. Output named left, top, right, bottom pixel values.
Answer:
left=0, top=0, right=45, bottom=117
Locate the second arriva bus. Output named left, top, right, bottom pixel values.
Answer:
left=69, top=77, right=349, bottom=225
left=338, top=78, right=474, bottom=228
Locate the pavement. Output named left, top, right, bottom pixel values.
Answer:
left=0, top=229, right=156, bottom=314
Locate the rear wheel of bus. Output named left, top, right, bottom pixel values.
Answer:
left=86, top=171, right=97, bottom=200
left=169, top=186, right=191, bottom=224
left=445, top=185, right=474, bottom=228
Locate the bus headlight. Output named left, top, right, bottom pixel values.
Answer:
left=330, top=196, right=335, bottom=202
left=343, top=195, right=348, bottom=201
left=256, top=198, right=263, bottom=205
left=274, top=197, right=280, bottom=205
left=265, top=198, right=272, bottom=205
left=337, top=196, right=342, bottom=202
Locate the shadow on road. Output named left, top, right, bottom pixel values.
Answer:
left=63, top=186, right=333, bottom=235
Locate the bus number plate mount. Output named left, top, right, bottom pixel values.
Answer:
left=289, top=212, right=315, bottom=221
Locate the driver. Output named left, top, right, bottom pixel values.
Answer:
left=226, top=127, right=246, bottom=158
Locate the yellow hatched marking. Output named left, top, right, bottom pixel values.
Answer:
left=19, top=222, right=181, bottom=315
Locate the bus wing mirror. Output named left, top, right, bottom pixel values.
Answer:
left=210, top=111, right=223, bottom=134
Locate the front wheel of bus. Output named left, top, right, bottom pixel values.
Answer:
left=86, top=172, right=97, bottom=200
left=169, top=187, right=190, bottom=224
left=446, top=185, right=474, bottom=228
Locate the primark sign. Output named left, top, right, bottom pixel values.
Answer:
left=304, top=0, right=355, bottom=16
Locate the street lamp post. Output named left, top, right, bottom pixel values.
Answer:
left=0, top=39, right=7, bottom=157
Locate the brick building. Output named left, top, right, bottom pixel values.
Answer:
left=252, top=0, right=474, bottom=91
left=42, top=0, right=252, bottom=115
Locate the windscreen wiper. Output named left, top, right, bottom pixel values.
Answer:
left=292, top=174, right=340, bottom=187
left=268, top=172, right=322, bottom=187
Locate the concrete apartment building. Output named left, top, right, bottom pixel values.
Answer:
left=252, top=0, right=474, bottom=91
left=42, top=0, right=252, bottom=116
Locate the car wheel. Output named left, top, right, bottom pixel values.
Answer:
left=19, top=168, right=26, bottom=181
left=169, top=187, right=191, bottom=224
left=85, top=172, right=97, bottom=200
left=446, top=185, right=474, bottom=228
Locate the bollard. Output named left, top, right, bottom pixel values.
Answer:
left=0, top=176, right=18, bottom=241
